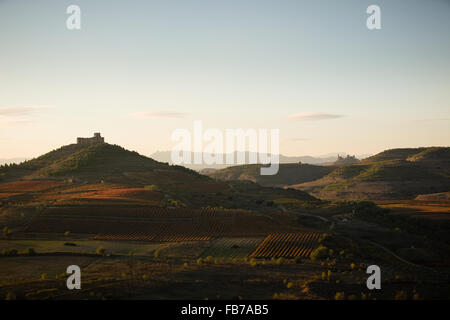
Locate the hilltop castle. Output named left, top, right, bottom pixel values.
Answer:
left=334, top=154, right=358, bottom=165
left=77, top=132, right=105, bottom=145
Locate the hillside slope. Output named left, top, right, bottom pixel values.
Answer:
left=0, top=142, right=316, bottom=210
left=206, top=163, right=334, bottom=187
left=290, top=147, right=450, bottom=200
left=0, top=143, right=206, bottom=186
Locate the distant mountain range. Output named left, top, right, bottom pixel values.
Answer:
left=149, top=151, right=368, bottom=171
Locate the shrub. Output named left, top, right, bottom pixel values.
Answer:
left=2, top=248, right=18, bottom=257
left=294, top=256, right=302, bottom=264
left=276, top=257, right=285, bottom=265
left=335, top=292, right=345, bottom=300
left=96, top=246, right=106, bottom=256
left=310, top=246, right=328, bottom=261
left=5, top=292, right=16, bottom=300
left=26, top=248, right=36, bottom=256
left=394, top=291, right=408, bottom=300
left=64, top=231, right=70, bottom=237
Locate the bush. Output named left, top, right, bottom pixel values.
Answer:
left=2, top=248, right=18, bottom=257
left=96, top=246, right=106, bottom=256
left=394, top=291, right=408, bottom=300
left=310, top=246, right=328, bottom=261
left=5, top=292, right=16, bottom=300
left=335, top=292, right=345, bottom=300
left=294, top=256, right=302, bottom=264
left=275, top=257, right=285, bottom=265
left=26, top=248, right=36, bottom=256
left=144, top=185, right=159, bottom=191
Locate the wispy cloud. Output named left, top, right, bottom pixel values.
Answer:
left=0, top=105, right=49, bottom=117
left=0, top=105, right=50, bottom=125
left=129, top=111, right=189, bottom=119
left=288, top=112, right=344, bottom=121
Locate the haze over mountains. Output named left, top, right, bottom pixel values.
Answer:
left=150, top=150, right=369, bottom=171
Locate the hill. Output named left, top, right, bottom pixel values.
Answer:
left=206, top=163, right=334, bottom=187
left=290, top=147, right=450, bottom=200
left=0, top=143, right=204, bottom=183
left=0, top=141, right=316, bottom=210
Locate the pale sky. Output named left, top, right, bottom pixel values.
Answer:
left=1, top=0, right=449, bottom=159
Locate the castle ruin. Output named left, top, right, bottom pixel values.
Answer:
left=77, top=132, right=105, bottom=145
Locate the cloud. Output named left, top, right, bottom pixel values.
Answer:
left=0, top=105, right=50, bottom=125
left=288, top=112, right=344, bottom=121
left=129, top=111, right=189, bottom=119
left=0, top=105, right=49, bottom=117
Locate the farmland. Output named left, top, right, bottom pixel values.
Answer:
left=374, top=200, right=450, bottom=221
left=250, top=233, right=321, bottom=259
left=0, top=143, right=449, bottom=300
left=199, top=237, right=263, bottom=259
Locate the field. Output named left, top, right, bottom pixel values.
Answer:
left=199, top=237, right=263, bottom=259
left=0, top=177, right=449, bottom=300
left=374, top=200, right=450, bottom=221
left=250, top=233, right=321, bottom=259
left=0, top=180, right=64, bottom=193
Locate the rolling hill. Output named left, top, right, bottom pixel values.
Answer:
left=206, top=147, right=450, bottom=200
left=206, top=163, right=334, bottom=187
left=291, top=147, right=450, bottom=200
left=0, top=141, right=316, bottom=210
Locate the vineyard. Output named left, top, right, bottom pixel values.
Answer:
left=250, top=233, right=321, bottom=259
left=199, top=237, right=263, bottom=259
left=0, top=180, right=63, bottom=192
left=41, top=206, right=238, bottom=219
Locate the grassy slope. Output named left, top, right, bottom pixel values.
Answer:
left=0, top=142, right=316, bottom=212
left=207, top=163, right=334, bottom=187
left=291, top=147, right=450, bottom=199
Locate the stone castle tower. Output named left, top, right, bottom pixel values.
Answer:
left=77, top=132, right=105, bottom=145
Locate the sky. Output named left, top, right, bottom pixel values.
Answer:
left=0, top=0, right=449, bottom=159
